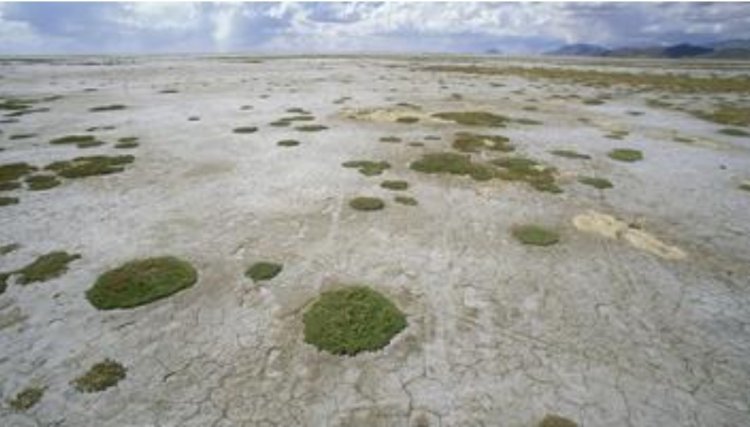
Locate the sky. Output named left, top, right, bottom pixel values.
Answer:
left=1, top=2, right=749, bottom=55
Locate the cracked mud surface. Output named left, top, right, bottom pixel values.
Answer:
left=1, top=56, right=750, bottom=426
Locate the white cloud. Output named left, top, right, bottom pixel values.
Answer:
left=112, top=2, right=202, bottom=31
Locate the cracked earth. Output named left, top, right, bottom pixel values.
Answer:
left=1, top=55, right=749, bottom=426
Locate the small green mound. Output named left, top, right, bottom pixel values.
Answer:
left=515, top=118, right=543, bottom=125
left=695, top=104, right=750, bottom=126
left=233, top=126, right=258, bottom=134
left=89, top=104, right=126, bottom=112
left=539, top=414, right=578, bottom=427
left=512, top=225, right=560, bottom=246
left=0, top=196, right=19, bottom=206
left=72, top=359, right=127, bottom=393
left=85, top=256, right=197, bottom=310
left=342, top=160, right=391, bottom=176
left=379, top=136, right=402, bottom=143
left=739, top=182, right=750, bottom=192
left=452, top=132, right=513, bottom=153
left=718, top=128, right=750, bottom=137
left=578, top=176, right=613, bottom=189
left=583, top=98, right=605, bottom=105
left=606, top=130, right=629, bottom=140
left=0, top=181, right=22, bottom=191
left=159, top=89, right=179, bottom=94
left=277, top=139, right=300, bottom=147
left=303, top=286, right=407, bottom=355
left=25, top=174, right=61, bottom=191
left=0, top=243, right=20, bottom=255
left=396, top=116, right=420, bottom=124
left=8, top=386, right=44, bottom=411
left=549, top=149, right=591, bottom=159
left=115, top=137, right=139, bottom=149
left=394, top=196, right=418, bottom=206
left=1, top=162, right=37, bottom=183
left=9, top=133, right=37, bottom=140
left=49, top=135, right=103, bottom=148
left=16, top=251, right=81, bottom=284
left=432, top=111, right=508, bottom=127
left=349, top=197, right=385, bottom=211
left=410, top=152, right=495, bottom=181
left=0, top=272, right=8, bottom=294
left=380, top=180, right=409, bottom=191
left=295, top=124, right=328, bottom=132
left=245, top=262, right=283, bottom=281
left=492, top=157, right=562, bottom=193
left=45, top=155, right=134, bottom=178
left=608, top=148, right=643, bottom=162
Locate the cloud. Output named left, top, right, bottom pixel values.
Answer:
left=0, top=2, right=749, bottom=54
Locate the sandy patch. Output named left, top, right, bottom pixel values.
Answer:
left=341, top=105, right=436, bottom=123
left=573, top=210, right=687, bottom=260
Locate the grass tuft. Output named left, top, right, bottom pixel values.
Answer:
left=72, top=359, right=127, bottom=393
left=432, top=111, right=508, bottom=127
left=25, top=174, right=61, bottom=191
left=16, top=251, right=81, bottom=284
left=85, top=257, right=197, bottom=310
left=115, top=137, right=139, bottom=149
left=295, top=124, right=328, bottom=132
left=549, top=149, right=590, bottom=159
left=1, top=162, right=37, bottom=184
left=539, top=414, right=578, bottom=427
left=578, top=176, right=613, bottom=189
left=45, top=155, right=134, bottom=178
left=233, top=126, right=258, bottom=134
left=394, top=195, right=418, bottom=206
left=608, top=148, right=643, bottom=162
left=512, top=225, right=560, bottom=246
left=277, top=139, right=300, bottom=147
left=410, top=152, right=495, bottom=181
left=491, top=157, right=562, bottom=193
left=379, top=136, right=401, bottom=143
left=380, top=180, right=409, bottom=191
left=89, top=104, right=126, bottom=112
left=303, top=286, right=406, bottom=355
left=8, top=386, right=44, bottom=411
left=718, top=128, right=750, bottom=137
left=452, top=132, right=513, bottom=153
left=396, top=116, right=420, bottom=124
left=245, top=262, right=283, bottom=281
left=349, top=197, right=385, bottom=211
left=342, top=160, right=391, bottom=176
left=0, top=196, right=19, bottom=206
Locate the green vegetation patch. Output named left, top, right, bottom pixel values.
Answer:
left=432, top=111, right=508, bottom=127
left=245, top=262, right=283, bottom=281
left=89, top=104, right=126, bottom=112
left=295, top=124, right=328, bottom=132
left=115, top=137, right=139, bottom=149
left=0, top=196, right=19, bottom=206
left=25, top=174, right=61, bottom=191
left=9, top=133, right=37, bottom=140
left=1, top=243, right=20, bottom=255
left=549, top=149, right=590, bottom=159
left=8, top=386, right=44, bottom=411
left=422, top=65, right=750, bottom=94
left=380, top=136, right=402, bottom=143
left=45, top=155, right=134, bottom=178
left=1, top=162, right=37, bottom=183
left=277, top=139, right=300, bottom=147
left=608, top=148, right=643, bottom=162
left=491, top=157, right=562, bottom=193
left=349, top=197, right=385, bottom=211
left=739, top=182, right=750, bottom=192
left=0, top=272, right=8, bottom=294
left=394, top=196, right=418, bottom=206
left=512, top=225, right=560, bottom=246
left=0, top=181, right=22, bottom=191
left=16, top=251, right=81, bottom=284
left=381, top=180, right=409, bottom=191
left=578, top=176, right=613, bottom=189
left=452, top=132, right=513, bottom=153
left=233, top=126, right=258, bottom=134
left=303, top=286, right=407, bottom=355
left=539, top=414, right=578, bottom=427
left=72, top=359, right=127, bottom=393
left=342, top=160, right=391, bottom=176
left=719, top=128, right=750, bottom=137
left=396, top=116, right=420, bottom=124
left=86, top=256, right=197, bottom=310
left=694, top=104, right=750, bottom=126
left=410, top=152, right=495, bottom=181
left=49, top=134, right=104, bottom=148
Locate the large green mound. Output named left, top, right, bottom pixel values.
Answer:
left=303, top=286, right=407, bottom=356
left=86, top=256, right=197, bottom=310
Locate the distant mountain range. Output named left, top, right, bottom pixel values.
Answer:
left=546, top=39, right=750, bottom=59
